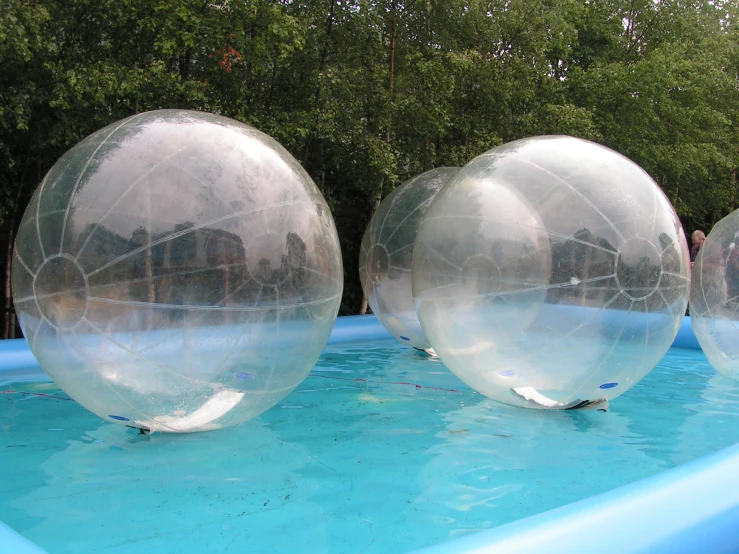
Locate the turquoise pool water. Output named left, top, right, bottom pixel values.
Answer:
left=2, top=337, right=739, bottom=553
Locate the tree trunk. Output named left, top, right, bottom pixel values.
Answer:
left=302, top=0, right=337, bottom=165
left=4, top=231, right=16, bottom=339
left=4, top=152, right=32, bottom=338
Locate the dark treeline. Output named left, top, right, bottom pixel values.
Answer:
left=1, top=0, right=737, bottom=336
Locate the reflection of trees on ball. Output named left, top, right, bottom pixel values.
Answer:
left=359, top=168, right=458, bottom=352
left=413, top=136, right=690, bottom=410
left=12, top=110, right=343, bottom=433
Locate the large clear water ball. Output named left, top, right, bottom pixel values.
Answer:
left=690, top=210, right=739, bottom=379
left=413, top=136, right=690, bottom=409
left=359, top=168, right=458, bottom=351
left=12, top=110, right=343, bottom=432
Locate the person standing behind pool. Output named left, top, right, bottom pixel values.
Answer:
left=691, top=230, right=706, bottom=268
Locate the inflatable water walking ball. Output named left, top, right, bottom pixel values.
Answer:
left=12, top=110, right=343, bottom=432
left=359, top=167, right=458, bottom=352
left=690, top=210, right=739, bottom=380
left=413, top=136, right=690, bottom=410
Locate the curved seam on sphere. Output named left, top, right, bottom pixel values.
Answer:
left=73, top=140, right=204, bottom=263
left=642, top=297, right=651, bottom=361
left=388, top=265, right=410, bottom=273
left=134, top=273, right=263, bottom=356
left=34, top=176, right=49, bottom=260
left=506, top=154, right=627, bottom=244
left=59, top=114, right=146, bottom=255
left=568, top=299, right=636, bottom=401
left=657, top=288, right=680, bottom=318
left=649, top=236, right=664, bottom=300
left=655, top=285, right=688, bottom=291
left=22, top=261, right=258, bottom=306
left=424, top=274, right=617, bottom=302
left=659, top=240, right=677, bottom=256
left=262, top=286, right=281, bottom=395
left=373, top=192, right=399, bottom=246
left=298, top=265, right=343, bottom=288
left=662, top=271, right=688, bottom=282
left=492, top=247, right=551, bottom=275
left=421, top=214, right=618, bottom=256
left=13, top=250, right=35, bottom=278
left=381, top=200, right=429, bottom=246
left=32, top=254, right=89, bottom=332
left=615, top=236, right=663, bottom=301
left=31, top=316, right=46, bottom=351
left=538, top=291, right=624, bottom=357
left=52, top=206, right=205, bottom=232
left=465, top=290, right=626, bottom=378
left=83, top=317, right=217, bottom=389
left=208, top=331, right=250, bottom=384
left=534, top=291, right=626, bottom=360
left=387, top=242, right=413, bottom=257
left=86, top=292, right=342, bottom=311
left=23, top=316, right=43, bottom=352
left=697, top=251, right=714, bottom=319
left=252, top=283, right=265, bottom=306
left=648, top=180, right=660, bottom=240
left=367, top=276, right=378, bottom=311
left=415, top=281, right=478, bottom=298
left=132, top=282, right=338, bottom=359
left=415, top=236, right=463, bottom=271
left=86, top=261, right=254, bottom=294
left=85, top=199, right=325, bottom=279
left=593, top=214, right=669, bottom=232
left=65, top=329, right=180, bottom=433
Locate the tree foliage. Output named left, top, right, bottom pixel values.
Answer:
left=0, top=0, right=736, bottom=330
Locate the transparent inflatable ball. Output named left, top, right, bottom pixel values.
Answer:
left=12, top=110, right=343, bottom=432
left=359, top=168, right=458, bottom=352
left=413, top=136, right=690, bottom=410
left=690, top=210, right=739, bottom=380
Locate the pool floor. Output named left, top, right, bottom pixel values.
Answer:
left=2, top=339, right=739, bottom=553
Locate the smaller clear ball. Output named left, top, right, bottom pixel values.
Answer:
left=691, top=210, right=739, bottom=379
left=359, top=168, right=458, bottom=351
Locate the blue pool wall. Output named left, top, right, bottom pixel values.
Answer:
left=2, top=314, right=737, bottom=554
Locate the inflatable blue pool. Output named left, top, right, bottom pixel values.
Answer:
left=2, top=315, right=738, bottom=554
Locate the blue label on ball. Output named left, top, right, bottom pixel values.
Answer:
left=599, top=382, right=618, bottom=389
left=399, top=336, right=411, bottom=341
left=108, top=415, right=130, bottom=421
left=235, top=371, right=254, bottom=380
left=499, top=370, right=515, bottom=377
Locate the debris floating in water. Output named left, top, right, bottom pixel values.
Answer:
left=1, top=389, right=72, bottom=401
